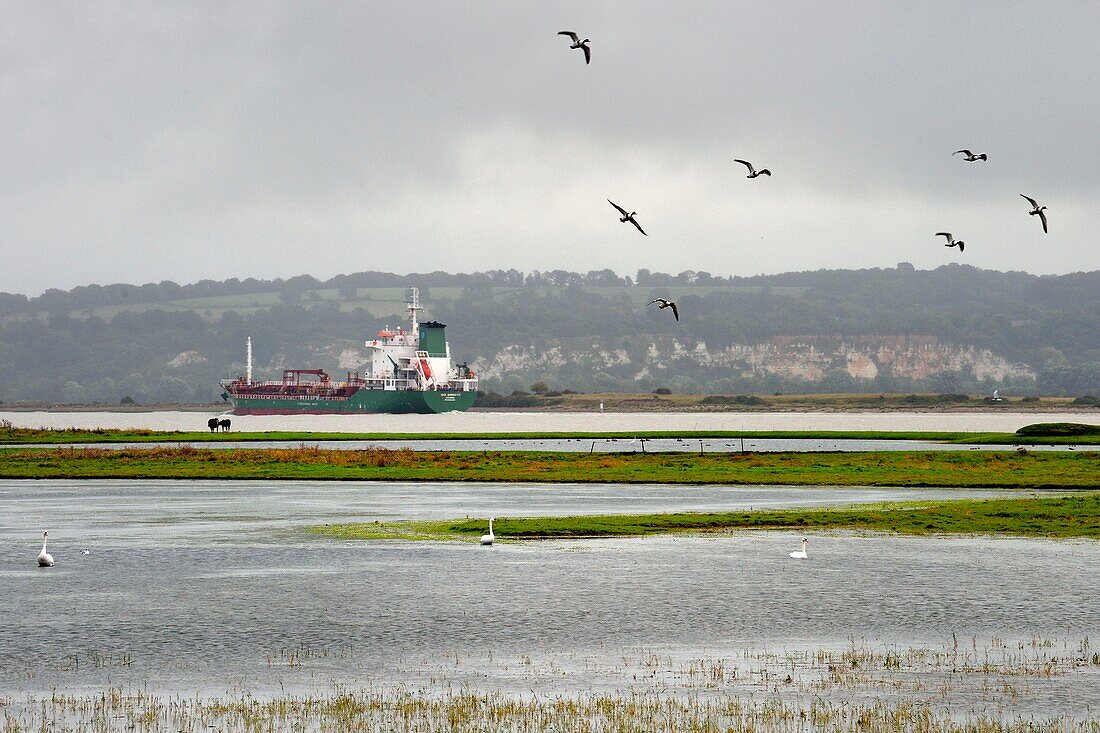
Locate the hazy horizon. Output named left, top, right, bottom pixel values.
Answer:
left=3, top=2, right=1097, bottom=294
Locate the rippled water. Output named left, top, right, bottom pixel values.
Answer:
left=3, top=409, right=1096, bottom=433
left=1, top=478, right=1094, bottom=705
left=0, top=480, right=1012, bottom=546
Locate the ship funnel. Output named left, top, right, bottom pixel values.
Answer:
left=246, top=336, right=253, bottom=385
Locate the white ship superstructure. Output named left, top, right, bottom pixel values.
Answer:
left=362, top=287, right=478, bottom=392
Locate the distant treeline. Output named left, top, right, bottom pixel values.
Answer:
left=0, top=264, right=1097, bottom=403
left=1, top=269, right=634, bottom=316
left=8, top=264, right=1094, bottom=319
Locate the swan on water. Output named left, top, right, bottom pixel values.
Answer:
left=481, top=517, right=496, bottom=546
left=789, top=537, right=808, bottom=559
left=38, top=531, right=55, bottom=567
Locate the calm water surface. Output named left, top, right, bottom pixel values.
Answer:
left=1, top=478, right=1095, bottom=708
left=0, top=479, right=1012, bottom=544
left=4, top=409, right=1096, bottom=433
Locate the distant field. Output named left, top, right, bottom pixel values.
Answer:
left=30, top=283, right=812, bottom=322
left=566, top=284, right=810, bottom=303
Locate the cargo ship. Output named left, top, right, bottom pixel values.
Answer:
left=220, top=288, right=478, bottom=414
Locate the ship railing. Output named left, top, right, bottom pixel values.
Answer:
left=230, top=379, right=362, bottom=389
left=229, top=392, right=351, bottom=401
left=449, top=378, right=479, bottom=392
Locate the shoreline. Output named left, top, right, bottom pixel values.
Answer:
left=3, top=412, right=1098, bottom=437
left=312, top=493, right=1100, bottom=542
left=1, top=403, right=1096, bottom=414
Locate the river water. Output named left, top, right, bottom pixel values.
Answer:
left=3, top=409, right=1096, bottom=433
left=1, top=478, right=1096, bottom=716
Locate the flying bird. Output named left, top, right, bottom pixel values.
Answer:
left=733, top=159, right=771, bottom=178
left=608, top=199, right=646, bottom=235
left=649, top=298, right=679, bottom=321
left=558, top=31, right=591, bottom=64
left=953, top=149, right=987, bottom=162
left=936, top=232, right=965, bottom=252
left=1020, top=194, right=1048, bottom=233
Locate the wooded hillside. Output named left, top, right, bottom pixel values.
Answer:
left=0, top=264, right=1096, bottom=402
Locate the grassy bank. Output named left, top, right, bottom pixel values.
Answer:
left=0, top=446, right=1095, bottom=486
left=315, top=494, right=1100, bottom=542
left=1, top=426, right=1098, bottom=445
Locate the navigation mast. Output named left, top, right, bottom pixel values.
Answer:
left=407, top=287, right=421, bottom=338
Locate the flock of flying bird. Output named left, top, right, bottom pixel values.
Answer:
left=935, top=155, right=1049, bottom=254
left=559, top=31, right=1051, bottom=324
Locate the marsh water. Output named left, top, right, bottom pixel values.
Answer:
left=2, top=478, right=1098, bottom=719
left=4, top=409, right=1096, bottom=434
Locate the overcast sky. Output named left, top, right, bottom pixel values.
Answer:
left=1, top=2, right=1097, bottom=295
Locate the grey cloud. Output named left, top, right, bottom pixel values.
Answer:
left=0, top=2, right=1096, bottom=293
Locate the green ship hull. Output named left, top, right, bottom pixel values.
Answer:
left=224, top=389, right=478, bottom=415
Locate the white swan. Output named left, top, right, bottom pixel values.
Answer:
left=38, top=531, right=55, bottom=567
left=789, top=537, right=808, bottom=560
left=480, top=517, right=495, bottom=546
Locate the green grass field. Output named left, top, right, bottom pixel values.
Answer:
left=0, top=446, right=1095, bottom=486
left=314, top=493, right=1100, bottom=542
left=29, top=283, right=822, bottom=323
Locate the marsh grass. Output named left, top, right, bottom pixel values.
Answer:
left=316, top=493, right=1100, bottom=542
left=265, top=643, right=351, bottom=668
left=5, top=637, right=1100, bottom=732
left=49, top=652, right=134, bottom=672
left=1, top=446, right=1096, bottom=487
